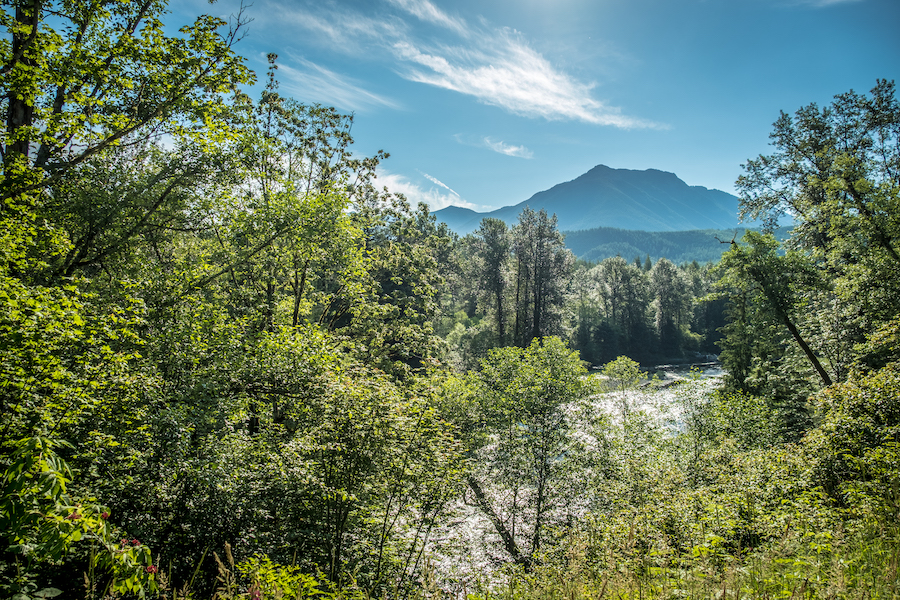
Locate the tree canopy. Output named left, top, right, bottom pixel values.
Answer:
left=2, top=4, right=899, bottom=597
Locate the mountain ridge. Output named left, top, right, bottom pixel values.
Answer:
left=434, top=165, right=741, bottom=234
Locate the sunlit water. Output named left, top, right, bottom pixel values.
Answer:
left=425, top=366, right=724, bottom=595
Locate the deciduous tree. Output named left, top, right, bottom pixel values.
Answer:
left=474, top=218, right=511, bottom=345
left=511, top=208, right=573, bottom=346
left=460, top=337, right=592, bottom=569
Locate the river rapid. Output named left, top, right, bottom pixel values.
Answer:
left=424, top=365, right=725, bottom=595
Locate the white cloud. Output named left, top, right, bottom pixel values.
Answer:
left=276, top=56, right=400, bottom=112
left=392, top=30, right=657, bottom=128
left=385, top=0, right=468, bottom=35
left=482, top=137, right=534, bottom=159
left=257, top=1, right=406, bottom=55
left=377, top=171, right=484, bottom=211
left=419, top=171, right=461, bottom=196
left=260, top=0, right=655, bottom=128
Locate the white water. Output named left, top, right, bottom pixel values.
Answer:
left=425, top=368, right=725, bottom=594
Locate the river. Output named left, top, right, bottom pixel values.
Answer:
left=426, top=365, right=726, bottom=595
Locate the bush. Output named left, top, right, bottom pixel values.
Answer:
left=805, top=362, right=900, bottom=509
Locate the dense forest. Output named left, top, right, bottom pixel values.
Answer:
left=1, top=2, right=899, bottom=599
left=440, top=213, right=727, bottom=369
left=560, top=226, right=793, bottom=265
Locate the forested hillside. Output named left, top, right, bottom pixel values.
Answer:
left=2, top=3, right=899, bottom=599
left=561, top=226, right=793, bottom=264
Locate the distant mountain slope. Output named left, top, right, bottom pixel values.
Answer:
left=434, top=165, right=741, bottom=235
left=562, top=226, right=792, bottom=264
left=564, top=227, right=743, bottom=264
left=431, top=205, right=479, bottom=232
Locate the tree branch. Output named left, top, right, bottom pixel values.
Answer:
left=466, top=475, right=531, bottom=570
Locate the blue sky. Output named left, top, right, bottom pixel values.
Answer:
left=175, top=0, right=898, bottom=212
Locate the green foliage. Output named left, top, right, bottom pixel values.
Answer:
left=237, top=555, right=332, bottom=600
left=0, top=1, right=454, bottom=595
left=713, top=232, right=826, bottom=438
left=649, top=258, right=691, bottom=352
left=601, top=356, right=643, bottom=396
left=463, top=364, right=900, bottom=600
left=1, top=437, right=157, bottom=598
left=453, top=337, right=594, bottom=567
left=705, top=390, right=781, bottom=451
left=1, top=0, right=253, bottom=199
left=726, top=80, right=900, bottom=398
left=3, top=5, right=897, bottom=598
left=444, top=320, right=497, bottom=372
left=717, top=231, right=830, bottom=385
left=738, top=80, right=899, bottom=262
left=476, top=518, right=900, bottom=600
left=473, top=218, right=512, bottom=345
left=511, top=209, right=574, bottom=347
left=445, top=213, right=727, bottom=366
left=805, top=362, right=900, bottom=509
left=710, top=81, right=900, bottom=446
left=855, top=316, right=900, bottom=371
left=327, top=199, right=449, bottom=379
left=571, top=257, right=651, bottom=364
left=478, top=337, right=590, bottom=426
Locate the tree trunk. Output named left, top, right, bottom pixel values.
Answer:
left=6, top=3, right=39, bottom=162
left=751, top=266, right=833, bottom=387
left=495, top=284, right=505, bottom=345
left=467, top=476, right=531, bottom=570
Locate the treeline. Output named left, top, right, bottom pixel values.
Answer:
left=439, top=214, right=725, bottom=369
left=2, top=2, right=900, bottom=599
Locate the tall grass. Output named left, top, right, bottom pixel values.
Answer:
left=464, top=518, right=899, bottom=600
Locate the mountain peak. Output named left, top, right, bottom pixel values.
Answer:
left=434, top=164, right=740, bottom=235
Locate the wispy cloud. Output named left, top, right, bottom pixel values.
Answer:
left=257, top=1, right=406, bottom=55
left=385, top=0, right=467, bottom=35
left=264, top=0, right=655, bottom=128
left=482, top=137, right=534, bottom=159
left=419, top=171, right=461, bottom=196
left=393, top=32, right=655, bottom=127
left=377, top=171, right=483, bottom=211
left=276, top=56, right=400, bottom=112
left=789, top=0, right=863, bottom=6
